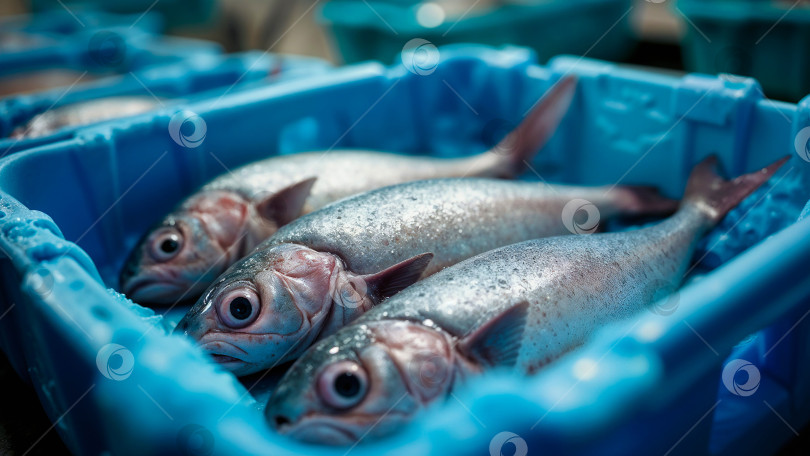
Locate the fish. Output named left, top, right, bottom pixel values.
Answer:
left=10, top=96, right=160, bottom=138
left=262, top=155, right=787, bottom=445
left=0, top=69, right=101, bottom=98
left=0, top=31, right=46, bottom=51
left=175, top=175, right=677, bottom=376
left=120, top=75, right=578, bottom=304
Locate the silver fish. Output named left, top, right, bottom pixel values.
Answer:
left=175, top=176, right=676, bottom=376
left=263, top=155, right=787, bottom=445
left=11, top=96, right=160, bottom=138
left=121, top=76, right=578, bottom=304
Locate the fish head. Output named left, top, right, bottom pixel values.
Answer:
left=265, top=320, right=456, bottom=445
left=174, top=243, right=372, bottom=376
left=120, top=191, right=251, bottom=304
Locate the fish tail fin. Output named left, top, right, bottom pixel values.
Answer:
left=684, top=155, right=789, bottom=225
left=488, top=75, right=577, bottom=178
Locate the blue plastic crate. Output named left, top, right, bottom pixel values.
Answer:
left=0, top=9, right=163, bottom=37
left=678, top=0, right=810, bottom=101
left=0, top=45, right=809, bottom=455
left=0, top=24, right=222, bottom=88
left=0, top=52, right=333, bottom=152
left=319, top=0, right=637, bottom=64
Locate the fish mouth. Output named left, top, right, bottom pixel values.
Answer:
left=200, top=341, right=249, bottom=372
left=122, top=277, right=187, bottom=304
left=209, top=354, right=245, bottom=367
left=284, top=420, right=359, bottom=446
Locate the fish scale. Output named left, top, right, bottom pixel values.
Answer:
left=177, top=176, right=675, bottom=376
left=263, top=156, right=788, bottom=445
left=120, top=75, right=581, bottom=305
left=202, top=150, right=510, bottom=214
left=265, top=178, right=649, bottom=276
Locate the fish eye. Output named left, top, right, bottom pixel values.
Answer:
left=317, top=361, right=368, bottom=410
left=215, top=284, right=260, bottom=328
left=149, top=227, right=184, bottom=262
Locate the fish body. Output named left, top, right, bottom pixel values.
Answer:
left=176, top=177, right=676, bottom=375
left=12, top=96, right=159, bottom=138
left=119, top=76, right=579, bottom=304
left=264, top=178, right=671, bottom=276
left=263, top=156, right=787, bottom=444
left=202, top=149, right=533, bottom=215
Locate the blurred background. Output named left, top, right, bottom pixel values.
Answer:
left=2, top=0, right=809, bottom=454
left=4, top=0, right=809, bottom=103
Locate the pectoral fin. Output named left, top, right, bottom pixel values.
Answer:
left=364, top=253, right=434, bottom=300
left=459, top=301, right=529, bottom=368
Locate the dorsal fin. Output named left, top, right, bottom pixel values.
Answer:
left=487, top=75, right=577, bottom=177
left=255, top=177, right=317, bottom=226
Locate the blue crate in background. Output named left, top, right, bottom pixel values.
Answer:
left=678, top=0, right=810, bottom=101
left=319, top=0, right=637, bottom=64
left=0, top=51, right=334, bottom=152
left=0, top=26, right=222, bottom=79
left=0, top=9, right=163, bottom=37
left=0, top=18, right=222, bottom=100
left=0, top=45, right=809, bottom=455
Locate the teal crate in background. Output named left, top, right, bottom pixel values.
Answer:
left=678, top=0, right=810, bottom=101
left=319, top=0, right=637, bottom=64
left=0, top=45, right=809, bottom=455
left=31, top=0, right=217, bottom=28
left=0, top=9, right=164, bottom=37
